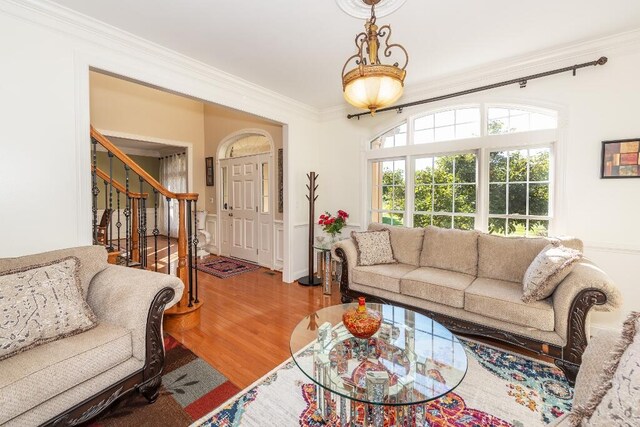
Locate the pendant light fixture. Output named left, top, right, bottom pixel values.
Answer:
left=341, top=0, right=408, bottom=115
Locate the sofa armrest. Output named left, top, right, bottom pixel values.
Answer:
left=552, top=260, right=622, bottom=365
left=332, top=239, right=357, bottom=294
left=87, top=265, right=184, bottom=362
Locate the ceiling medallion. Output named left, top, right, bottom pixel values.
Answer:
left=341, top=0, right=409, bottom=115
left=335, top=0, right=407, bottom=19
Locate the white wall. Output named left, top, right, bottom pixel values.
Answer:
left=0, top=0, right=320, bottom=282
left=317, top=44, right=640, bottom=329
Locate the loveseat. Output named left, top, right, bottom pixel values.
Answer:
left=333, top=223, right=621, bottom=384
left=0, top=246, right=183, bottom=426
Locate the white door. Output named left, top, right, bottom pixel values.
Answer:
left=229, top=157, right=259, bottom=262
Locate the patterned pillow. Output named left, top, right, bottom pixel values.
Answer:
left=351, top=229, right=396, bottom=266
left=521, top=244, right=582, bottom=303
left=0, top=257, right=98, bottom=361
left=568, top=312, right=640, bottom=426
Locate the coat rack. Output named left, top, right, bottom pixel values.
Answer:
left=298, top=172, right=322, bottom=286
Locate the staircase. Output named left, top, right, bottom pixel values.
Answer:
left=90, top=126, right=202, bottom=333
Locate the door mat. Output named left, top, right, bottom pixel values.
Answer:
left=196, top=256, right=261, bottom=279
left=91, top=335, right=240, bottom=426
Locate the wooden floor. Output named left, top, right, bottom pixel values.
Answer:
left=169, top=265, right=343, bottom=388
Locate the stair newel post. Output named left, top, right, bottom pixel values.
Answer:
left=298, top=172, right=321, bottom=286
left=166, top=197, right=172, bottom=275
left=186, top=199, right=194, bottom=307
left=91, top=137, right=98, bottom=244
left=176, top=197, right=189, bottom=307
left=153, top=189, right=159, bottom=272
left=193, top=200, right=199, bottom=304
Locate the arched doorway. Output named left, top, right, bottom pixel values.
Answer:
left=217, top=129, right=275, bottom=267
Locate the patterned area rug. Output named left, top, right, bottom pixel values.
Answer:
left=90, top=335, right=240, bottom=426
left=196, top=256, right=261, bottom=279
left=194, top=338, right=573, bottom=426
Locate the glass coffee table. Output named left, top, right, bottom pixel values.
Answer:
left=290, top=303, right=468, bottom=427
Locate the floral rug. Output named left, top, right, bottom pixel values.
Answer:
left=91, top=336, right=240, bottom=426
left=196, top=256, right=261, bottom=279
left=193, top=338, right=572, bottom=426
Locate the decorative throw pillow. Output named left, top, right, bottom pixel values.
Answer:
left=351, top=229, right=396, bottom=266
left=0, top=257, right=98, bottom=361
left=521, top=244, right=582, bottom=303
left=568, top=311, right=640, bottom=426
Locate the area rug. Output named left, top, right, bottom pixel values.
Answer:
left=193, top=338, right=573, bottom=426
left=196, top=256, right=261, bottom=279
left=90, top=335, right=240, bottom=426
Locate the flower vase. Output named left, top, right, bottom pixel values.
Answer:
left=342, top=297, right=381, bottom=339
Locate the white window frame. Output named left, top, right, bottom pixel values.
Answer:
left=364, top=103, right=561, bottom=235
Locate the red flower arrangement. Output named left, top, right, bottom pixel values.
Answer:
left=318, top=210, right=349, bottom=238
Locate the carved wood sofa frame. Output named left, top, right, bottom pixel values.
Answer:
left=335, top=248, right=607, bottom=386
left=44, top=287, right=176, bottom=426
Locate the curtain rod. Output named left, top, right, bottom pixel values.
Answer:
left=347, top=56, right=608, bottom=120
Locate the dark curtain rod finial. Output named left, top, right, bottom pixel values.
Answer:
left=347, top=56, right=608, bottom=120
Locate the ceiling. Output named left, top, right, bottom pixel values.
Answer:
left=106, top=136, right=185, bottom=157
left=52, top=0, right=640, bottom=109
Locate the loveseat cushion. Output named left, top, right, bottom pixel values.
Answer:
left=0, top=245, right=108, bottom=296
left=477, top=234, right=550, bottom=283
left=352, top=263, right=417, bottom=293
left=420, top=226, right=479, bottom=276
left=400, top=267, right=475, bottom=308
left=368, top=223, right=424, bottom=266
left=0, top=323, right=132, bottom=424
left=464, top=278, right=555, bottom=331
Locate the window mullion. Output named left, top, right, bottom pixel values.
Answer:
left=406, top=155, right=414, bottom=228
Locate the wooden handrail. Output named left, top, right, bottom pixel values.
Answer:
left=93, top=166, right=148, bottom=199
left=90, top=126, right=198, bottom=201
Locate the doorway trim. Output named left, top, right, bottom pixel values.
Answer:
left=216, top=129, right=276, bottom=269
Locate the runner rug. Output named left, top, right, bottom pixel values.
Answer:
left=90, top=335, right=240, bottom=426
left=193, top=338, right=573, bottom=426
left=196, top=256, right=261, bottom=279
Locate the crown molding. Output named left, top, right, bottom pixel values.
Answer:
left=320, top=27, right=640, bottom=121
left=0, top=0, right=321, bottom=122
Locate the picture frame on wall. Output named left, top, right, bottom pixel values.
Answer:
left=206, top=157, right=214, bottom=186
left=601, top=139, right=640, bottom=178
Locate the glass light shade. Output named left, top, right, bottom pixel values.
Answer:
left=343, top=71, right=404, bottom=113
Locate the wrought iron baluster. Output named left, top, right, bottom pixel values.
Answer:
left=103, top=179, right=108, bottom=246
left=108, top=152, right=114, bottom=250
left=124, top=165, right=131, bottom=267
left=186, top=200, right=194, bottom=307
left=153, top=189, right=159, bottom=272
left=91, top=137, right=99, bottom=244
left=193, top=201, right=199, bottom=304
left=166, top=197, right=171, bottom=275
left=139, top=177, right=146, bottom=269
left=116, top=189, right=122, bottom=252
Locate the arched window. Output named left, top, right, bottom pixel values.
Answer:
left=367, top=103, right=559, bottom=237
left=226, top=134, right=271, bottom=158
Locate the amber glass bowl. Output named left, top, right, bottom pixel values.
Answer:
left=342, top=297, right=382, bottom=339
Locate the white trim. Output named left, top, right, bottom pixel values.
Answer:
left=74, top=51, right=92, bottom=246
left=216, top=128, right=275, bottom=160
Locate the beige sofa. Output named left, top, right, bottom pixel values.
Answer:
left=0, top=246, right=184, bottom=426
left=333, top=223, right=621, bottom=384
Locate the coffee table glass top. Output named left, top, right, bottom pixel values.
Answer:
left=290, top=303, right=468, bottom=406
